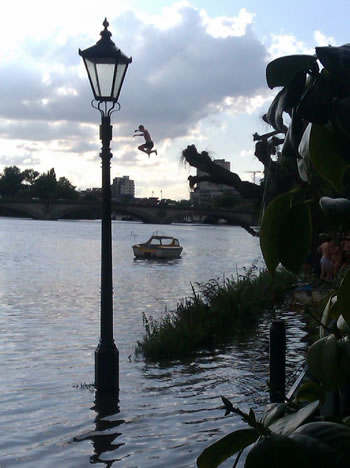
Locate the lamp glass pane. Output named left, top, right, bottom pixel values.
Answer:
left=85, top=59, right=99, bottom=96
left=95, top=63, right=116, bottom=97
left=113, top=63, right=127, bottom=99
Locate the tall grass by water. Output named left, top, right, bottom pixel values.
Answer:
left=136, top=266, right=297, bottom=361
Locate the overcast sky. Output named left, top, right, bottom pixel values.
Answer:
left=0, top=0, right=348, bottom=199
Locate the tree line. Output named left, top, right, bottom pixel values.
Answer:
left=0, top=166, right=79, bottom=200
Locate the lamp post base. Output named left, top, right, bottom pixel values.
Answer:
left=95, top=341, right=119, bottom=394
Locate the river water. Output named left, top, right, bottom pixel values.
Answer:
left=0, top=218, right=308, bottom=467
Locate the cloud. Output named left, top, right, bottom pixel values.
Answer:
left=0, top=119, right=94, bottom=141
left=314, top=30, right=337, bottom=47
left=0, top=3, right=270, bottom=196
left=239, top=149, right=254, bottom=158
left=202, top=8, right=255, bottom=38
left=120, top=6, right=267, bottom=140
left=0, top=154, right=41, bottom=167
left=115, top=149, right=140, bottom=164
left=267, top=33, right=313, bottom=60
left=0, top=5, right=268, bottom=141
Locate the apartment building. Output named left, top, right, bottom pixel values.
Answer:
left=111, top=176, right=135, bottom=201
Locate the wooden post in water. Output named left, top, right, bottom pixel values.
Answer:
left=269, top=320, right=286, bottom=403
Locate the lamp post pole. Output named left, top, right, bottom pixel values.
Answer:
left=95, top=113, right=118, bottom=393
left=79, top=19, right=132, bottom=394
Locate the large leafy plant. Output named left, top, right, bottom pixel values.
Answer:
left=197, top=44, right=350, bottom=467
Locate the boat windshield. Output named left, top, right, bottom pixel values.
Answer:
left=149, top=238, right=162, bottom=245
left=148, top=237, right=179, bottom=246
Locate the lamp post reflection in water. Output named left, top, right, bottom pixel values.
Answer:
left=90, top=393, right=125, bottom=464
left=74, top=393, right=125, bottom=464
left=79, top=19, right=132, bottom=394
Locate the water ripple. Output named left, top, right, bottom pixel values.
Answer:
left=0, top=219, right=307, bottom=467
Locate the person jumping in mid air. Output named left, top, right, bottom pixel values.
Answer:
left=133, top=125, right=157, bottom=157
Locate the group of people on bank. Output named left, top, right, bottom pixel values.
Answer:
left=317, top=235, right=350, bottom=281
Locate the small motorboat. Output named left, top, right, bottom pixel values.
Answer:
left=132, top=234, right=183, bottom=259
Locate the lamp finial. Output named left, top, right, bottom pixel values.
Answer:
left=100, top=18, right=112, bottom=42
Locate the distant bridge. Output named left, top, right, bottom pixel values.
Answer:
left=0, top=199, right=257, bottom=225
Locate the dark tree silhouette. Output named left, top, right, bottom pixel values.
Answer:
left=181, top=129, right=296, bottom=208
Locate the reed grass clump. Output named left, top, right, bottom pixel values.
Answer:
left=136, top=266, right=296, bottom=361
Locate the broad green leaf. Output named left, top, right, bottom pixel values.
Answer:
left=297, top=158, right=308, bottom=182
left=260, top=191, right=293, bottom=274
left=266, top=54, right=317, bottom=89
left=297, top=69, right=337, bottom=123
left=337, top=314, right=350, bottom=335
left=264, top=87, right=289, bottom=133
left=265, top=73, right=307, bottom=133
left=245, top=433, right=307, bottom=468
left=338, top=335, right=350, bottom=354
left=298, top=123, right=311, bottom=161
left=277, top=202, right=312, bottom=273
left=336, top=269, right=350, bottom=326
left=316, top=44, right=350, bottom=83
left=343, top=416, right=350, bottom=427
left=310, top=124, right=350, bottom=192
left=269, top=400, right=319, bottom=436
left=337, top=336, right=350, bottom=377
left=295, top=382, right=325, bottom=404
left=297, top=123, right=312, bottom=182
left=291, top=421, right=350, bottom=467
left=334, top=97, right=350, bottom=139
left=282, top=108, right=305, bottom=159
left=196, top=428, right=258, bottom=468
left=262, top=403, right=287, bottom=428
left=320, top=293, right=338, bottom=338
left=307, top=335, right=344, bottom=389
left=319, top=196, right=350, bottom=224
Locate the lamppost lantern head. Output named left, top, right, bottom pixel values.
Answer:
left=79, top=18, right=132, bottom=103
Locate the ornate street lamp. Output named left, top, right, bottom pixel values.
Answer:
left=79, top=19, right=132, bottom=394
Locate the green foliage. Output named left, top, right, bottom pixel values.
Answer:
left=136, top=267, right=296, bottom=361
left=260, top=44, right=350, bottom=273
left=0, top=166, right=24, bottom=196
left=291, top=421, right=350, bottom=467
left=278, top=201, right=312, bottom=273
left=316, top=44, right=350, bottom=82
left=22, top=169, right=39, bottom=185
left=245, top=433, right=308, bottom=468
left=310, top=124, right=350, bottom=192
left=307, top=335, right=342, bottom=390
left=267, top=400, right=320, bottom=436
left=297, top=69, right=338, bottom=124
left=295, top=381, right=325, bottom=405
left=197, top=42, right=350, bottom=468
left=32, top=168, right=57, bottom=199
left=319, top=197, right=350, bottom=232
left=282, top=108, right=305, bottom=159
left=266, top=55, right=317, bottom=89
left=260, top=191, right=293, bottom=272
left=334, top=97, right=350, bottom=139
left=56, top=177, right=79, bottom=200
left=197, top=392, right=350, bottom=467
left=197, top=429, right=259, bottom=468
left=337, top=270, right=350, bottom=325
left=0, top=165, right=78, bottom=200
left=260, top=191, right=312, bottom=274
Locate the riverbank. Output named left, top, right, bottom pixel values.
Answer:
left=136, top=266, right=297, bottom=361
